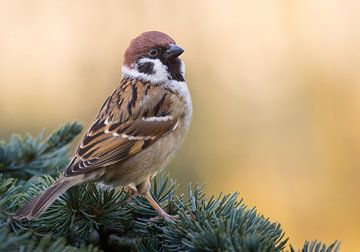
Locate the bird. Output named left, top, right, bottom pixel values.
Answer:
left=14, top=31, right=192, bottom=221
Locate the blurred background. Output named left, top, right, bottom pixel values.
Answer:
left=1, top=0, right=360, bottom=250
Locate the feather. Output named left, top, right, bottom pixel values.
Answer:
left=63, top=79, right=184, bottom=177
left=13, top=176, right=83, bottom=220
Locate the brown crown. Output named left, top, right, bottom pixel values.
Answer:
left=123, top=31, right=176, bottom=67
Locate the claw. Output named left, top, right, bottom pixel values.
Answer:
left=148, top=213, right=177, bottom=222
left=144, top=191, right=176, bottom=221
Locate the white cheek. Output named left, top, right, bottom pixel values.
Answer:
left=143, top=58, right=169, bottom=78
left=122, top=58, right=170, bottom=84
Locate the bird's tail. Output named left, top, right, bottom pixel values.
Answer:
left=13, top=176, right=82, bottom=220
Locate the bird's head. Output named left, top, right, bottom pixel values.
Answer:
left=122, top=31, right=185, bottom=83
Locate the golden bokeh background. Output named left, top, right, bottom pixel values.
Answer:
left=1, top=1, right=360, bottom=250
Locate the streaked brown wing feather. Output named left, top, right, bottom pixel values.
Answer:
left=64, top=79, right=182, bottom=177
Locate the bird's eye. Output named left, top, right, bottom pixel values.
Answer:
left=148, top=48, right=158, bottom=57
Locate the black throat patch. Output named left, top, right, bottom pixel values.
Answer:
left=165, top=58, right=185, bottom=82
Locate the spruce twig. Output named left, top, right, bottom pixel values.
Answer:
left=0, top=122, right=340, bottom=251
left=0, top=122, right=83, bottom=179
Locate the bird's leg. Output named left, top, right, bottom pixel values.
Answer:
left=125, top=183, right=138, bottom=203
left=137, top=179, right=176, bottom=221
left=144, top=191, right=176, bottom=221
left=127, top=183, right=138, bottom=195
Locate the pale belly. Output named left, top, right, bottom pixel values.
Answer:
left=93, top=120, right=189, bottom=187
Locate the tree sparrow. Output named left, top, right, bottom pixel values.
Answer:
left=14, top=31, right=192, bottom=221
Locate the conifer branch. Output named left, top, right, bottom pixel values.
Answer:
left=0, top=122, right=83, bottom=180
left=0, top=122, right=340, bottom=251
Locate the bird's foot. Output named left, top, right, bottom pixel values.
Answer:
left=148, top=213, right=178, bottom=222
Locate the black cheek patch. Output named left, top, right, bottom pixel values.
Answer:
left=137, top=62, right=155, bottom=75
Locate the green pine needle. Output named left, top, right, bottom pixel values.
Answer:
left=0, top=122, right=340, bottom=251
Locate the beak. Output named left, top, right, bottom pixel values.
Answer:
left=164, top=44, right=184, bottom=60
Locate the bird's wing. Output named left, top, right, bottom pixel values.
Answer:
left=64, top=79, right=183, bottom=177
